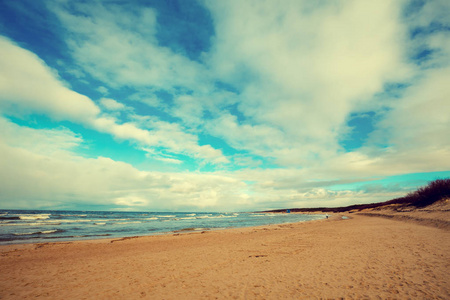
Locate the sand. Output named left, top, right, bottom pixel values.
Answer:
left=1, top=214, right=449, bottom=299
left=356, top=198, right=450, bottom=231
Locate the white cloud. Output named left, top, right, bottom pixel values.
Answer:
left=114, top=195, right=149, bottom=207
left=407, top=0, right=450, bottom=29
left=0, top=117, right=241, bottom=210
left=0, top=36, right=227, bottom=165
left=141, top=148, right=183, bottom=165
left=1, top=1, right=449, bottom=211
left=0, top=116, right=438, bottom=211
left=130, top=115, right=229, bottom=164
left=206, top=113, right=287, bottom=157
left=199, top=0, right=450, bottom=177
left=202, top=0, right=413, bottom=165
left=0, top=117, right=82, bottom=157
left=172, top=95, right=205, bottom=128
left=97, top=86, right=109, bottom=95
left=100, top=98, right=127, bottom=111
left=49, top=1, right=209, bottom=91
left=46, top=0, right=442, bottom=172
left=0, top=36, right=100, bottom=123
left=376, top=68, right=450, bottom=150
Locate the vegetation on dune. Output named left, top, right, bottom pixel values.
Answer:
left=400, top=178, right=450, bottom=208
left=266, top=178, right=450, bottom=213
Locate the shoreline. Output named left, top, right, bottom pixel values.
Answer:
left=0, top=211, right=325, bottom=246
left=1, top=213, right=449, bottom=299
left=0, top=212, right=331, bottom=248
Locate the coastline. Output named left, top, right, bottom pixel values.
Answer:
left=1, top=213, right=449, bottom=299
left=0, top=211, right=326, bottom=245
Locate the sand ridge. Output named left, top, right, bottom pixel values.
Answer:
left=1, top=214, right=449, bottom=299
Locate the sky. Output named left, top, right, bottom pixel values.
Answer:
left=0, top=0, right=449, bottom=212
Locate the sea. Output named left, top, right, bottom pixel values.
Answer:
left=0, top=210, right=325, bottom=245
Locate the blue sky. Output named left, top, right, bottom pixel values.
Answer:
left=0, top=0, right=449, bottom=212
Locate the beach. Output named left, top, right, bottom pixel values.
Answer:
left=1, top=214, right=449, bottom=299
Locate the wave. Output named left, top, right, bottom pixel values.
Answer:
left=208, top=215, right=238, bottom=219
left=53, top=214, right=88, bottom=217
left=250, top=214, right=273, bottom=217
left=0, top=210, right=325, bottom=245
left=19, top=214, right=51, bottom=220
left=13, top=229, right=62, bottom=236
left=115, top=221, right=142, bottom=225
left=2, top=219, right=91, bottom=226
left=55, top=219, right=94, bottom=223
left=181, top=214, right=236, bottom=220
left=0, top=222, right=62, bottom=226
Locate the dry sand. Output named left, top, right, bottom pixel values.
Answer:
left=356, top=198, right=450, bottom=231
left=1, top=214, right=449, bottom=299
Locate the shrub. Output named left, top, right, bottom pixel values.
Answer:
left=406, top=178, right=450, bottom=207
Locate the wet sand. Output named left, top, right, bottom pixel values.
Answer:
left=1, top=214, right=449, bottom=299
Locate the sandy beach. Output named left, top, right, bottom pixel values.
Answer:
left=1, top=213, right=449, bottom=299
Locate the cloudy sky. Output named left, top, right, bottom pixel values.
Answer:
left=0, top=0, right=449, bottom=212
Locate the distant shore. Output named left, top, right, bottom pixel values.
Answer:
left=1, top=209, right=449, bottom=299
left=271, top=198, right=450, bottom=230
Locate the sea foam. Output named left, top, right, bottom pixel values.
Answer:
left=19, top=214, right=51, bottom=220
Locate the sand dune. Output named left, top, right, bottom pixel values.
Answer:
left=356, top=198, right=450, bottom=230
left=1, top=214, right=449, bottom=299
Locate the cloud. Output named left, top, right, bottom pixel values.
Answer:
left=0, top=36, right=100, bottom=123
left=100, top=98, right=127, bottom=111
left=90, top=115, right=228, bottom=165
left=141, top=147, right=184, bottom=165
left=0, top=36, right=227, bottom=165
left=0, top=116, right=237, bottom=210
left=45, top=0, right=445, bottom=172
left=0, top=117, right=82, bottom=157
left=0, top=1, right=449, bottom=212
left=206, top=113, right=287, bottom=158
left=200, top=0, right=450, bottom=176
left=201, top=0, right=413, bottom=166
left=129, top=115, right=229, bottom=164
left=49, top=1, right=209, bottom=91
left=0, top=117, right=376, bottom=211
left=114, top=195, right=149, bottom=207
left=406, top=0, right=450, bottom=30
left=0, top=116, right=443, bottom=211
left=375, top=68, right=450, bottom=150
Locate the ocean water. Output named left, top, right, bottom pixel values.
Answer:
left=0, top=210, right=325, bottom=245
